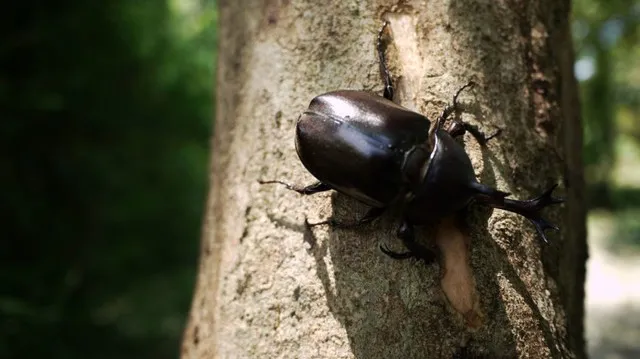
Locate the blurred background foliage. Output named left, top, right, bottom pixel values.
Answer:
left=1, top=0, right=216, bottom=358
left=573, top=0, right=640, bottom=252
left=571, top=1, right=639, bottom=358
left=0, top=0, right=638, bottom=358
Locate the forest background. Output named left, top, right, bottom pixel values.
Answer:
left=1, top=0, right=638, bottom=358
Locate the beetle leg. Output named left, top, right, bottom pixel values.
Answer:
left=380, top=220, right=436, bottom=263
left=436, top=81, right=476, bottom=130
left=258, top=180, right=331, bottom=195
left=446, top=121, right=502, bottom=145
left=436, top=81, right=502, bottom=145
left=306, top=206, right=385, bottom=228
left=379, top=245, right=414, bottom=259
left=474, top=184, right=564, bottom=243
left=446, top=121, right=467, bottom=138
left=377, top=21, right=394, bottom=101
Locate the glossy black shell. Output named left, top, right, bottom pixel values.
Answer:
left=404, top=128, right=480, bottom=223
left=295, top=90, right=431, bottom=207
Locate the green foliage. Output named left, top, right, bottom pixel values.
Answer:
left=573, top=0, right=640, bottom=209
left=1, top=1, right=216, bottom=358
left=573, top=0, right=640, bottom=250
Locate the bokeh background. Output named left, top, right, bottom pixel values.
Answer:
left=1, top=0, right=638, bottom=358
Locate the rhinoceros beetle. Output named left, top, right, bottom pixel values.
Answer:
left=260, top=22, right=563, bottom=262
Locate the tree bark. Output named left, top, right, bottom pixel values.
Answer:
left=182, top=0, right=586, bottom=358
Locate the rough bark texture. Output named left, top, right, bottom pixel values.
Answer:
left=182, top=0, right=586, bottom=358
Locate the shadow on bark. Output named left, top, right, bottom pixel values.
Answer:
left=270, top=2, right=575, bottom=356
left=448, top=1, right=581, bottom=357
left=298, top=122, right=526, bottom=357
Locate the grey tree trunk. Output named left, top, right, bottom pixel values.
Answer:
left=182, top=0, right=586, bottom=358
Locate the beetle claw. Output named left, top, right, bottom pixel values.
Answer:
left=305, top=218, right=334, bottom=227
left=532, top=217, right=560, bottom=244
left=531, top=184, right=565, bottom=206
left=379, top=244, right=415, bottom=260
left=518, top=185, right=563, bottom=241
left=476, top=184, right=564, bottom=243
left=514, top=185, right=564, bottom=243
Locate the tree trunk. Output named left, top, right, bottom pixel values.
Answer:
left=182, top=0, right=586, bottom=358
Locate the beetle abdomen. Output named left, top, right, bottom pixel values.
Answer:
left=295, top=91, right=430, bottom=207
left=295, top=110, right=401, bottom=207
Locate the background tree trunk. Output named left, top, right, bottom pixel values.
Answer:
left=182, top=0, right=586, bottom=358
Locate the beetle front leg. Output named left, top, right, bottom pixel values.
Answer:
left=258, top=180, right=331, bottom=195
left=446, top=121, right=502, bottom=145
left=377, top=21, right=394, bottom=101
left=436, top=81, right=476, bottom=129
left=306, top=206, right=385, bottom=228
left=380, top=220, right=436, bottom=264
left=437, top=81, right=501, bottom=144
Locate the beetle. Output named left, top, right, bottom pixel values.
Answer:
left=260, top=22, right=563, bottom=262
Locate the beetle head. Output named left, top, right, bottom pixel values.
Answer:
left=404, top=129, right=479, bottom=221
